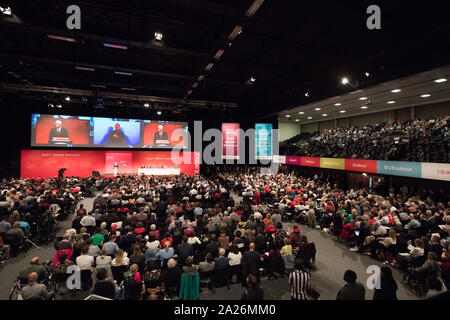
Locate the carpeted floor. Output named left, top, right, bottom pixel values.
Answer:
left=0, top=194, right=418, bottom=300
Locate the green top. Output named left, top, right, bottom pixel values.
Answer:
left=91, top=233, right=104, bottom=247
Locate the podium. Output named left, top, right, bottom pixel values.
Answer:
left=51, top=137, right=72, bottom=145
left=153, top=139, right=171, bottom=147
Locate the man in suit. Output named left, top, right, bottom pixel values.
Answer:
left=152, top=125, right=169, bottom=146
left=108, top=123, right=125, bottom=146
left=48, top=119, right=69, bottom=144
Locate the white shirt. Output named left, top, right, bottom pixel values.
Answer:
left=80, top=215, right=96, bottom=227
left=146, top=240, right=160, bottom=250
left=76, top=254, right=94, bottom=270
left=228, top=252, right=242, bottom=266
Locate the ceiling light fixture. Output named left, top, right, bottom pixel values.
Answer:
left=144, top=103, right=150, bottom=108
left=75, top=66, right=95, bottom=72
left=361, top=106, right=368, bottom=109
left=387, top=101, right=396, bottom=104
left=285, top=115, right=291, bottom=118
left=154, top=32, right=163, bottom=41
left=334, top=103, right=342, bottom=106
left=250, top=77, right=256, bottom=82
left=298, top=111, right=304, bottom=115
left=341, top=77, right=349, bottom=85
left=365, top=72, right=370, bottom=77
left=314, top=108, right=321, bottom=111
left=214, top=49, right=224, bottom=60
left=156, top=110, right=162, bottom=115
left=304, top=92, right=310, bottom=97
left=420, top=94, right=431, bottom=98
left=65, top=96, right=71, bottom=101
left=359, top=97, right=368, bottom=100
left=307, top=116, right=312, bottom=119
left=295, top=119, right=300, bottom=122
left=228, top=26, right=243, bottom=40
left=0, top=6, right=12, bottom=15
left=434, top=78, right=447, bottom=83
left=391, top=89, right=402, bottom=93
left=339, top=110, right=346, bottom=113
left=103, top=43, right=128, bottom=50
left=47, top=34, right=76, bottom=43
left=114, top=71, right=133, bottom=76
left=245, top=0, right=265, bottom=17
left=322, top=113, right=328, bottom=117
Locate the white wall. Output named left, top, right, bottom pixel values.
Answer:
left=278, top=121, right=300, bottom=141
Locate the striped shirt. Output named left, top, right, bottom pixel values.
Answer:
left=289, top=269, right=310, bottom=300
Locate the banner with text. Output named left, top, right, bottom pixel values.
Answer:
left=376, top=160, right=422, bottom=178
left=222, top=123, right=240, bottom=160
left=345, top=159, right=378, bottom=173
left=421, top=162, right=450, bottom=181
left=320, top=158, right=345, bottom=170
left=255, top=123, right=273, bottom=160
left=301, top=157, right=321, bottom=167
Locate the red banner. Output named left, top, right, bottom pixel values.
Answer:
left=21, top=150, right=200, bottom=178
left=285, top=156, right=302, bottom=165
left=345, top=159, right=378, bottom=173
left=301, top=157, right=321, bottom=167
left=222, top=123, right=240, bottom=159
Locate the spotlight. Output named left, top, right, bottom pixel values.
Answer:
left=154, top=32, right=163, bottom=41
left=341, top=77, right=349, bottom=85
left=48, top=103, right=54, bottom=108
left=144, top=103, right=150, bottom=108
left=157, top=110, right=162, bottom=115
left=56, top=104, right=62, bottom=108
left=304, top=92, right=310, bottom=97
left=65, top=96, right=71, bottom=101
left=0, top=6, right=12, bottom=16
left=250, top=77, right=256, bottom=82
left=365, top=72, right=370, bottom=77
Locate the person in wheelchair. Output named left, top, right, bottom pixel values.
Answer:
left=21, top=272, right=54, bottom=300
left=19, top=257, right=47, bottom=283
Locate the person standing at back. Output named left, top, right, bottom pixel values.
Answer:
left=336, top=269, right=365, bottom=300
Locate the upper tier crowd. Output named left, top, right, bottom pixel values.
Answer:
left=0, top=167, right=449, bottom=300
left=280, top=117, right=449, bottom=162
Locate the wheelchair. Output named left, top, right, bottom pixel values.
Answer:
left=9, top=260, right=54, bottom=300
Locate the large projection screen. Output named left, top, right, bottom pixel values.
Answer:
left=31, top=114, right=188, bottom=149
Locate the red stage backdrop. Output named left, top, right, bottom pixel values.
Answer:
left=21, top=150, right=200, bottom=178
left=142, top=123, right=186, bottom=147
left=35, top=117, right=90, bottom=145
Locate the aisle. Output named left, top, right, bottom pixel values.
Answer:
left=206, top=191, right=418, bottom=300
left=0, top=196, right=95, bottom=300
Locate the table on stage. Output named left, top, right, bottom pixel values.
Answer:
left=137, top=168, right=181, bottom=176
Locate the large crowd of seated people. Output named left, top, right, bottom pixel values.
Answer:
left=0, top=167, right=449, bottom=300
left=280, top=117, right=449, bottom=162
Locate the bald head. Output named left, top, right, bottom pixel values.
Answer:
left=249, top=243, right=255, bottom=250
left=28, top=272, right=38, bottom=284
left=30, top=257, right=39, bottom=265
left=219, top=248, right=226, bottom=256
